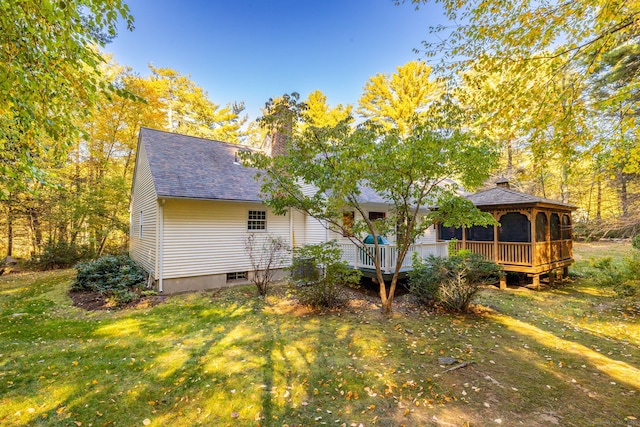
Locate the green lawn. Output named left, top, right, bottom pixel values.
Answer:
left=1, top=243, right=639, bottom=426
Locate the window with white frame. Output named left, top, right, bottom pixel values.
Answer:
left=139, top=211, right=143, bottom=237
left=248, top=210, right=267, bottom=231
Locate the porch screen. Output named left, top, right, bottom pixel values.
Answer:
left=466, top=225, right=494, bottom=241
left=498, top=212, right=531, bottom=242
left=561, top=214, right=572, bottom=240
left=438, top=224, right=462, bottom=241
left=550, top=213, right=561, bottom=241
left=535, top=212, right=547, bottom=242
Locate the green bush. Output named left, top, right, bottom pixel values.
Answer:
left=72, top=254, right=147, bottom=306
left=409, top=250, right=501, bottom=312
left=585, top=256, right=622, bottom=288
left=289, top=242, right=361, bottom=309
left=29, top=240, right=95, bottom=270
left=583, top=254, right=640, bottom=297
left=632, top=234, right=640, bottom=251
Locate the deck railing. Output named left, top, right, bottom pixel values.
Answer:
left=498, top=242, right=532, bottom=266
left=454, top=241, right=532, bottom=266
left=337, top=242, right=449, bottom=274
left=454, top=239, right=572, bottom=267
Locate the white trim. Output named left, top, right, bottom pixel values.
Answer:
left=247, top=209, right=267, bottom=232
left=158, top=202, right=164, bottom=293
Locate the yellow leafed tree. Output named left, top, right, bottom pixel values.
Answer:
left=357, top=61, right=443, bottom=135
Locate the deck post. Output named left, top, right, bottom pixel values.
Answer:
left=562, top=267, right=569, bottom=279
left=532, top=274, right=540, bottom=291
left=531, top=208, right=537, bottom=269
left=492, top=216, right=499, bottom=264
left=548, top=269, right=555, bottom=286
left=499, top=273, right=507, bottom=290
left=384, top=245, right=391, bottom=274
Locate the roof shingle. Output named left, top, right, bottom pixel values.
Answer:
left=140, top=127, right=264, bottom=202
left=467, top=186, right=576, bottom=210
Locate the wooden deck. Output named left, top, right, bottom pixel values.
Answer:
left=338, top=242, right=449, bottom=278
left=453, top=239, right=573, bottom=274
left=336, top=239, right=573, bottom=284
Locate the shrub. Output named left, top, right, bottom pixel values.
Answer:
left=29, top=240, right=95, bottom=270
left=584, top=256, right=623, bottom=289
left=583, top=254, right=640, bottom=297
left=245, top=234, right=289, bottom=296
left=289, top=242, right=361, bottom=309
left=72, top=254, right=147, bottom=306
left=632, top=234, right=640, bottom=251
left=409, top=250, right=501, bottom=312
left=408, top=252, right=448, bottom=306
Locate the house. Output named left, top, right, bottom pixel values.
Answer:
left=129, top=128, right=445, bottom=293
left=437, top=179, right=576, bottom=288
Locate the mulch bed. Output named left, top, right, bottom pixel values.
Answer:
left=69, top=290, right=167, bottom=311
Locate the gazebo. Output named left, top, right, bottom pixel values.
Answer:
left=438, top=180, right=577, bottom=289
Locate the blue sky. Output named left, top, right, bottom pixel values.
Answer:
left=106, top=0, right=445, bottom=122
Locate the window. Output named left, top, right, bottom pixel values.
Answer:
left=342, top=211, right=355, bottom=237
left=438, top=224, right=463, bottom=241
left=227, top=271, right=247, bottom=282
left=368, top=211, right=386, bottom=221
left=498, top=212, right=531, bottom=242
left=248, top=210, right=267, bottom=231
left=466, top=225, right=494, bottom=242
left=561, top=214, right=572, bottom=240
left=535, top=212, right=548, bottom=242
left=139, top=211, right=143, bottom=237
left=550, top=213, right=561, bottom=241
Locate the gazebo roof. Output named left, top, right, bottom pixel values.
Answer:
left=467, top=186, right=577, bottom=211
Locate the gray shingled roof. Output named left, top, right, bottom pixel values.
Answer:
left=140, top=128, right=474, bottom=206
left=141, top=127, right=264, bottom=202
left=467, top=186, right=576, bottom=210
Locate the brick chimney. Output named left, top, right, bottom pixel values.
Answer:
left=260, top=130, right=288, bottom=157
left=496, top=178, right=510, bottom=189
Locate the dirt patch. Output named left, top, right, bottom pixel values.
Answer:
left=69, top=290, right=167, bottom=311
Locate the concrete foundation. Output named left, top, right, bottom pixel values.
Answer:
left=160, top=269, right=288, bottom=294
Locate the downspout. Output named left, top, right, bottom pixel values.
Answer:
left=158, top=199, right=165, bottom=293
left=325, top=218, right=328, bottom=243
left=289, top=207, right=294, bottom=264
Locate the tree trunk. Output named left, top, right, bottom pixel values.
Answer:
left=506, top=140, right=513, bottom=173
left=380, top=277, right=395, bottom=315
left=27, top=206, right=43, bottom=255
left=560, top=165, right=569, bottom=203
left=6, top=198, right=13, bottom=257
left=596, top=179, right=602, bottom=220
left=620, top=174, right=629, bottom=217
left=97, top=233, right=109, bottom=256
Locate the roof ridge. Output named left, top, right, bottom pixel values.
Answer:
left=466, top=185, right=575, bottom=209
left=141, top=127, right=257, bottom=152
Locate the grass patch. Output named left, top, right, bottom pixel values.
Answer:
left=0, top=243, right=638, bottom=426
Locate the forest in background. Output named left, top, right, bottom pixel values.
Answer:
left=1, top=0, right=638, bottom=262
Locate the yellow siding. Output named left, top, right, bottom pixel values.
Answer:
left=162, top=199, right=291, bottom=279
left=291, top=209, right=306, bottom=248
left=417, top=224, right=437, bottom=244
left=129, top=142, right=158, bottom=276
left=305, top=215, right=327, bottom=245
